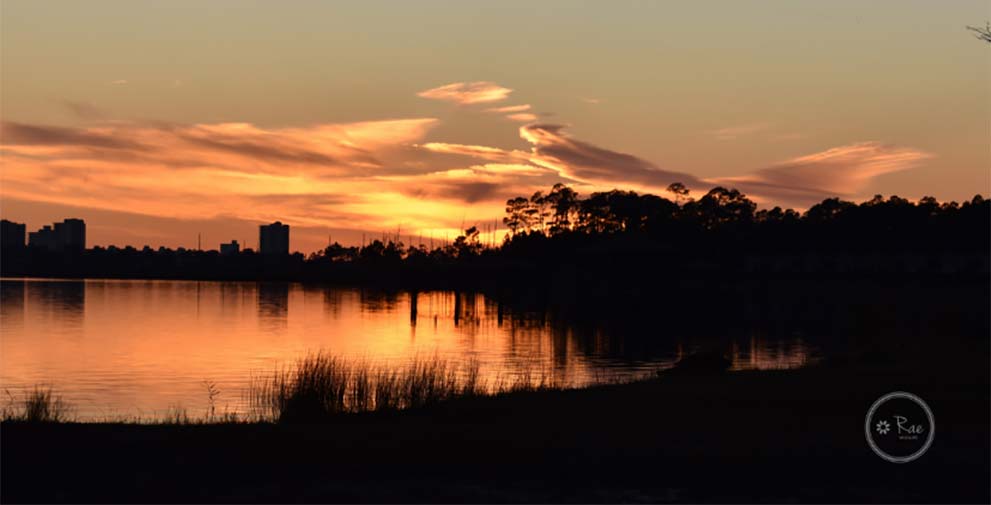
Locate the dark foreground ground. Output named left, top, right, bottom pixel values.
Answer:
left=3, top=341, right=988, bottom=503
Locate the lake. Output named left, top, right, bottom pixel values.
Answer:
left=0, top=278, right=817, bottom=419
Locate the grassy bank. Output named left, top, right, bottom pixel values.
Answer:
left=2, top=354, right=642, bottom=425
left=2, top=342, right=988, bottom=503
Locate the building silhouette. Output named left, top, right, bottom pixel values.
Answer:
left=56, top=219, right=86, bottom=252
left=259, top=222, right=289, bottom=255
left=28, top=225, right=57, bottom=251
left=1, top=219, right=26, bottom=249
left=220, top=240, right=240, bottom=255
left=28, top=219, right=86, bottom=252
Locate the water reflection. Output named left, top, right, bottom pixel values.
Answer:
left=0, top=279, right=25, bottom=329
left=729, top=335, right=812, bottom=370
left=0, top=279, right=820, bottom=419
left=360, top=289, right=400, bottom=313
left=28, top=279, right=85, bottom=332
left=257, top=282, right=289, bottom=332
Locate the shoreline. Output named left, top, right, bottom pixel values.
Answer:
left=4, top=356, right=988, bottom=503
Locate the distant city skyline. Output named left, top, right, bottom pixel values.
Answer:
left=1, top=1, right=988, bottom=253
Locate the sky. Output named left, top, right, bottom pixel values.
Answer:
left=1, top=0, right=988, bottom=253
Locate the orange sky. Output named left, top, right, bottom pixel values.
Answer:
left=1, top=1, right=988, bottom=252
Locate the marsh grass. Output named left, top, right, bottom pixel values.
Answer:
left=2, top=386, right=74, bottom=423
left=250, top=353, right=494, bottom=422
left=2, top=354, right=654, bottom=425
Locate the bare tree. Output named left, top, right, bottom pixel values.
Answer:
left=966, top=22, right=991, bottom=43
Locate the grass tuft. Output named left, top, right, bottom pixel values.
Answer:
left=251, top=353, right=492, bottom=422
left=2, top=386, right=74, bottom=423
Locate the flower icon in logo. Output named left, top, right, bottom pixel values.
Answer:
left=875, top=419, right=891, bottom=435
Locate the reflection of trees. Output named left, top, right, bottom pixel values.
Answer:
left=359, top=289, right=400, bottom=313
left=28, top=280, right=85, bottom=328
left=321, top=287, right=345, bottom=317
left=0, top=279, right=26, bottom=327
left=257, top=282, right=289, bottom=331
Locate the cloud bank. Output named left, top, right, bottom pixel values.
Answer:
left=2, top=82, right=934, bottom=251
left=0, top=117, right=527, bottom=251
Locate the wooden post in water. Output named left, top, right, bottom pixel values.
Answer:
left=410, top=290, right=418, bottom=326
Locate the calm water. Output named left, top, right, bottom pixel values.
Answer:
left=1, top=278, right=817, bottom=419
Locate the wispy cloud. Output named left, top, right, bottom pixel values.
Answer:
left=520, top=123, right=700, bottom=189
left=709, top=142, right=933, bottom=207
left=419, top=142, right=527, bottom=163
left=1, top=119, right=439, bottom=175
left=484, top=104, right=531, bottom=113
left=707, top=122, right=771, bottom=141
left=110, top=79, right=128, bottom=85
left=61, top=100, right=105, bottom=120
left=516, top=124, right=930, bottom=207
left=417, top=81, right=512, bottom=105
left=4, top=80, right=936, bottom=251
left=506, top=113, right=538, bottom=122
left=480, top=104, right=536, bottom=122
left=0, top=117, right=549, bottom=251
left=381, top=163, right=546, bottom=204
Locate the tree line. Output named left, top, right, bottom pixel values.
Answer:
left=3, top=184, right=987, bottom=284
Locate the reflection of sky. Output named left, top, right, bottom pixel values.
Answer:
left=0, top=280, right=817, bottom=419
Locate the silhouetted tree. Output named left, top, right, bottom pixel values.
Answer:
left=666, top=182, right=691, bottom=205
left=686, top=187, right=756, bottom=229
left=544, top=183, right=580, bottom=235
left=503, top=197, right=529, bottom=235
left=967, top=22, right=991, bottom=43
left=449, top=226, right=483, bottom=258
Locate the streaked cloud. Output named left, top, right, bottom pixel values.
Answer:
left=506, top=113, right=538, bottom=122
left=518, top=124, right=931, bottom=208
left=484, top=104, right=531, bottom=113
left=710, top=142, right=933, bottom=207
left=110, top=79, right=128, bottom=85
left=1, top=116, right=556, bottom=251
left=417, top=81, right=512, bottom=105
left=520, top=123, right=700, bottom=189
left=380, top=163, right=547, bottom=204
left=2, top=81, right=936, bottom=251
left=418, top=142, right=529, bottom=164
left=1, top=119, right=438, bottom=176
left=2, top=121, right=144, bottom=150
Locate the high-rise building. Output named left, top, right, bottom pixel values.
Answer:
left=220, top=240, right=240, bottom=255
left=28, top=225, right=57, bottom=251
left=1, top=219, right=26, bottom=249
left=28, top=219, right=86, bottom=252
left=259, top=222, right=290, bottom=255
left=54, top=218, right=86, bottom=252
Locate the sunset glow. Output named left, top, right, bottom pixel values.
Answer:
left=1, top=1, right=987, bottom=252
